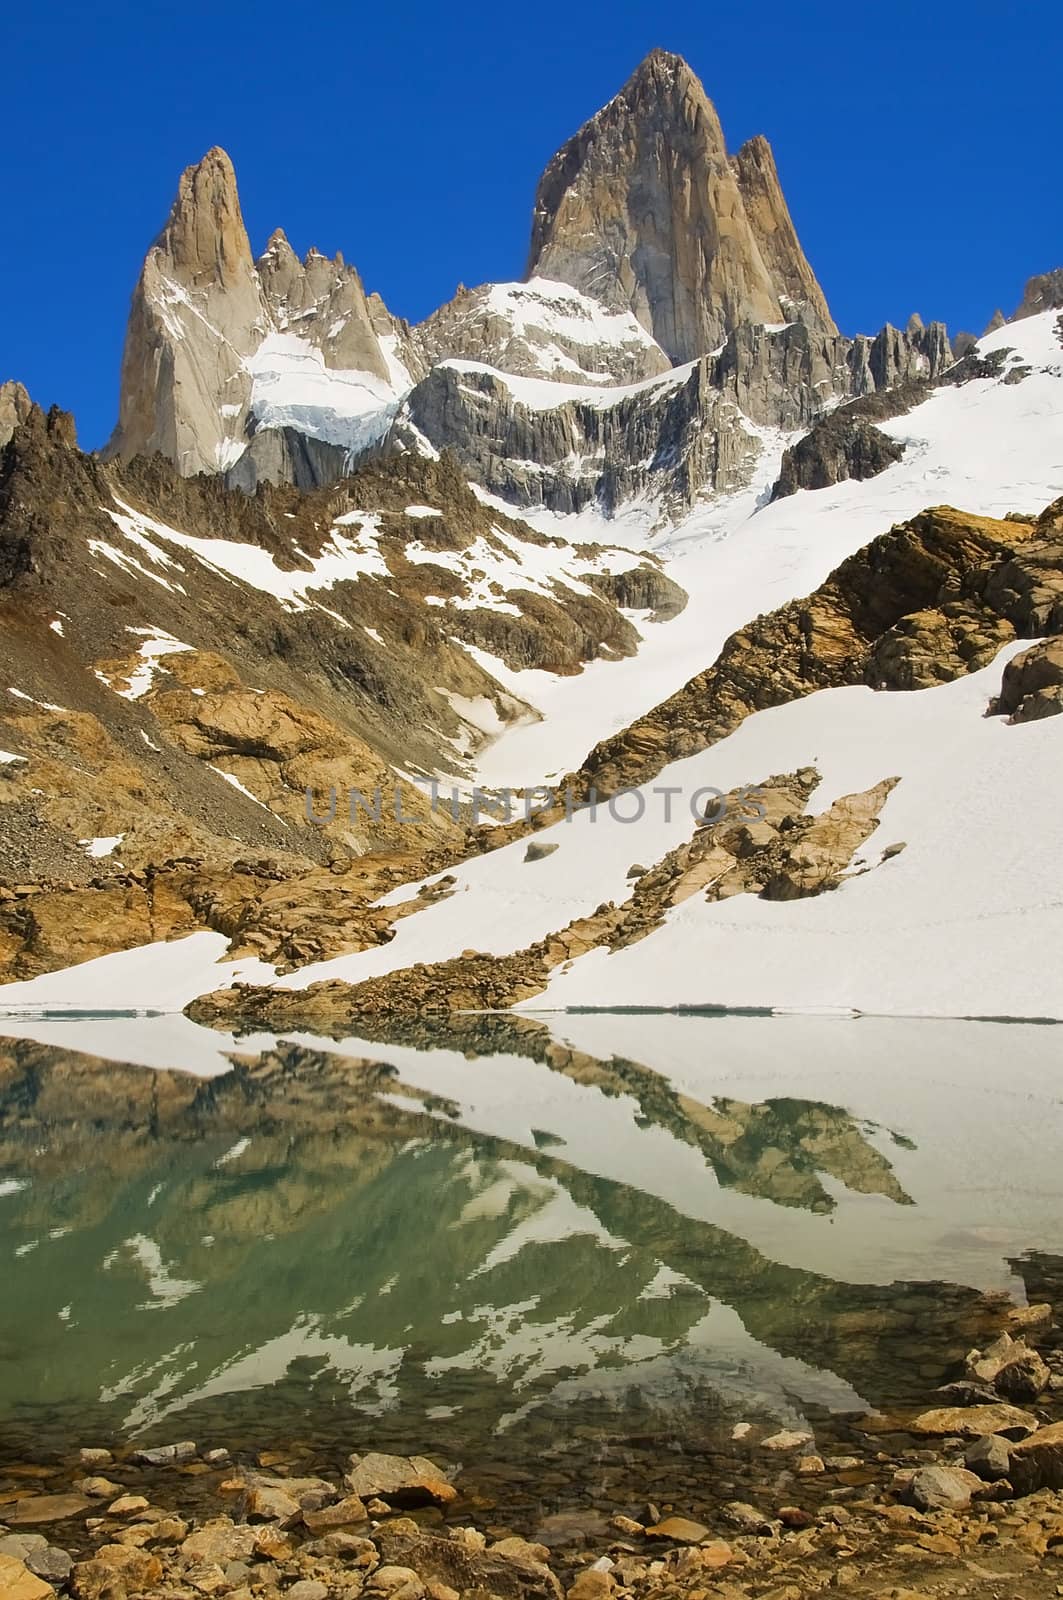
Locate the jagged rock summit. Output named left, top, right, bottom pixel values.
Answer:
left=0, top=380, right=33, bottom=449
left=526, top=48, right=836, bottom=361
left=107, top=148, right=419, bottom=478
left=101, top=53, right=1035, bottom=524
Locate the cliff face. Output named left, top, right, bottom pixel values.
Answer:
left=389, top=313, right=954, bottom=516
left=729, top=134, right=836, bottom=334
left=526, top=49, right=835, bottom=362
left=108, top=149, right=268, bottom=475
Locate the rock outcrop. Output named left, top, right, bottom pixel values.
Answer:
left=0, top=380, right=33, bottom=449
left=990, top=638, right=1063, bottom=722
left=526, top=49, right=836, bottom=363
left=108, top=148, right=269, bottom=475
left=729, top=134, right=836, bottom=334
left=771, top=410, right=905, bottom=498
left=188, top=769, right=901, bottom=1027
left=255, top=230, right=392, bottom=383
left=1012, top=267, right=1063, bottom=321
left=572, top=499, right=1063, bottom=796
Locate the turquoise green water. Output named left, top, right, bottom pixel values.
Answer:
left=0, top=1013, right=1060, bottom=1518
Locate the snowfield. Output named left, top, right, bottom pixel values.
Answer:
left=246, top=333, right=404, bottom=453
left=468, top=310, right=1063, bottom=787
left=3, top=641, right=1060, bottom=1020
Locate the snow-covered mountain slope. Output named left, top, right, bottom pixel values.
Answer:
left=531, top=650, right=1063, bottom=1017
left=0, top=415, right=709, bottom=982
left=417, top=277, right=671, bottom=385
left=163, top=639, right=1050, bottom=1022
left=4, top=123, right=1062, bottom=1027
left=125, top=313, right=1051, bottom=1022
left=468, top=310, right=1063, bottom=787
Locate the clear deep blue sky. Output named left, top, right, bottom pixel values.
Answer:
left=3, top=0, right=1061, bottom=449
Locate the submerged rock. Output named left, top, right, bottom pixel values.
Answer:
left=345, top=1453, right=456, bottom=1509
left=907, top=1403, right=1039, bottom=1440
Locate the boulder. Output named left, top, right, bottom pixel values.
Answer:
left=965, top=1332, right=1051, bottom=1400
left=965, top=1434, right=1012, bottom=1482
left=345, top=1453, right=456, bottom=1509
left=0, top=1555, right=55, bottom=1600
left=644, top=1517, right=710, bottom=1543
left=367, top=1568, right=425, bottom=1599
left=106, top=1496, right=149, bottom=1517
left=179, top=1519, right=258, bottom=1565
left=4, top=1495, right=91, bottom=1526
left=133, top=1442, right=196, bottom=1467
left=760, top=1429, right=814, bottom=1451
left=373, top=1530, right=561, bottom=1600
left=1007, top=1420, right=1063, bottom=1493
left=524, top=841, right=560, bottom=863
left=70, top=1544, right=162, bottom=1600
left=906, top=1465, right=982, bottom=1512
left=301, top=1495, right=370, bottom=1533
left=566, top=1571, right=615, bottom=1600
left=240, top=1483, right=302, bottom=1524
left=992, top=638, right=1063, bottom=722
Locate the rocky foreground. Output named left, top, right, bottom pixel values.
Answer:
left=5, top=1310, right=1063, bottom=1600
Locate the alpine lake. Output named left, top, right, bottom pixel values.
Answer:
left=1, top=1009, right=1061, bottom=1542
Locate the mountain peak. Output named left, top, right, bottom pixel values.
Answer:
left=626, top=46, right=701, bottom=87
left=599, top=47, right=723, bottom=149
left=729, top=135, right=837, bottom=336
left=157, top=145, right=253, bottom=290
left=527, top=55, right=834, bottom=360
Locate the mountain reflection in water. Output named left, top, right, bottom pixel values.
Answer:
left=0, top=1011, right=1060, bottom=1472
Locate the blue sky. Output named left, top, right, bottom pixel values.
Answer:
left=3, top=0, right=1061, bottom=449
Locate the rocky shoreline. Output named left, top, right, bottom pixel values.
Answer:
left=4, top=1305, right=1063, bottom=1600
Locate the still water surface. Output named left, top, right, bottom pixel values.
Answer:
left=1, top=1012, right=1060, bottom=1508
